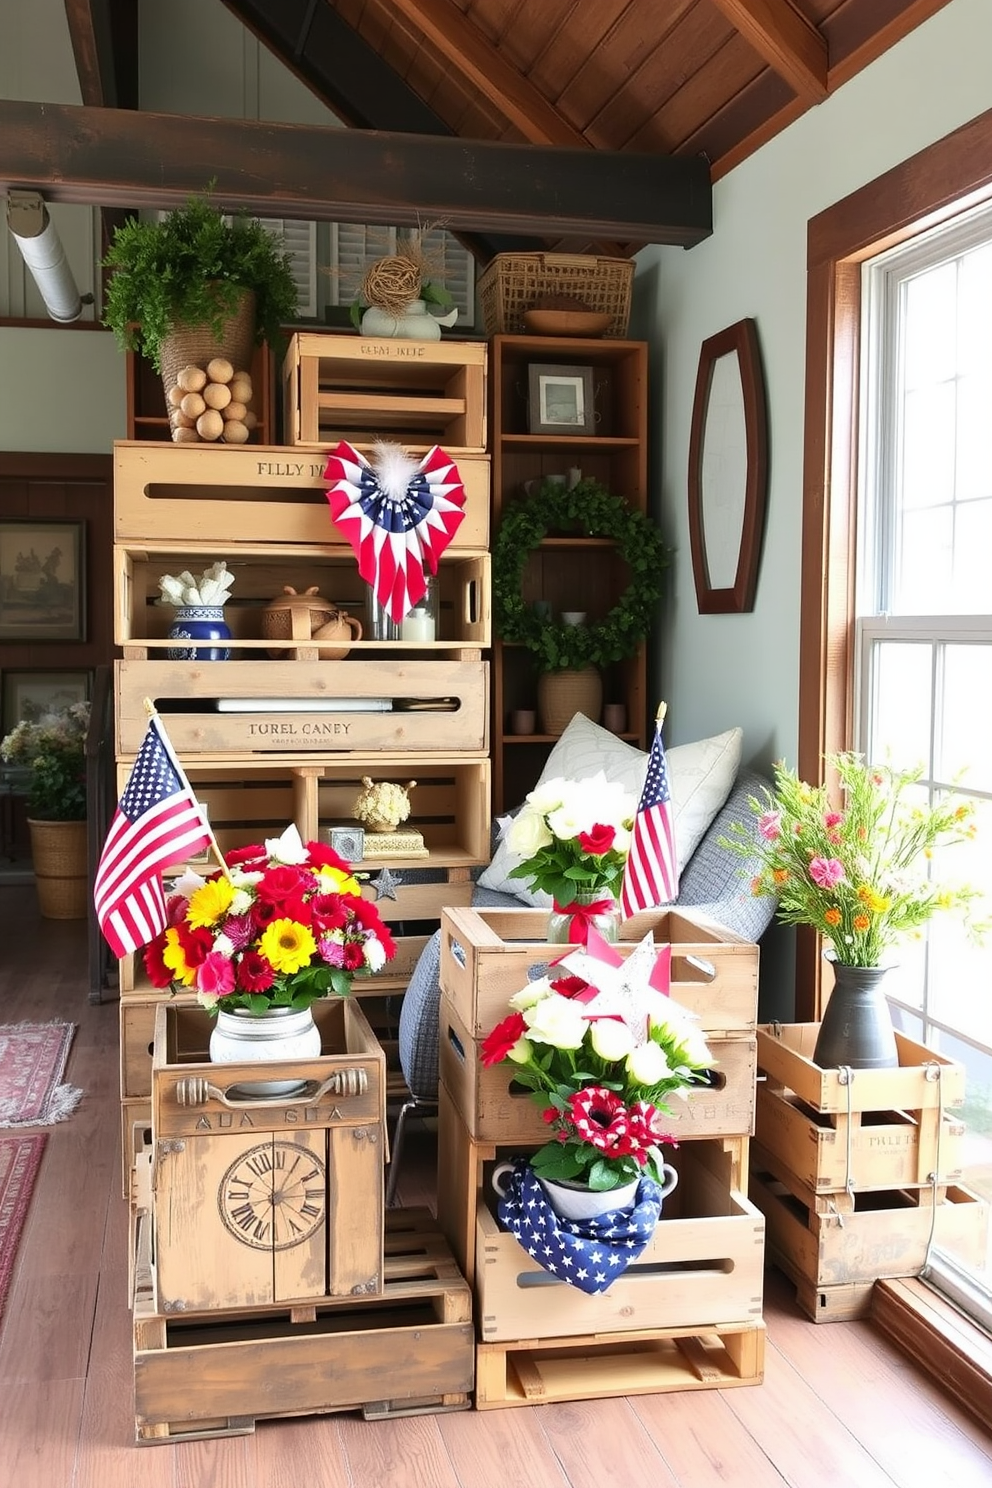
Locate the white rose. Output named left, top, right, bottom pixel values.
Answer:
left=626, top=1040, right=671, bottom=1085
left=589, top=1017, right=636, bottom=1061
left=524, top=994, right=588, bottom=1050
left=507, top=809, right=553, bottom=856
left=509, top=976, right=554, bottom=1010
left=527, top=777, right=569, bottom=814
left=651, top=998, right=712, bottom=1068
left=364, top=937, right=387, bottom=973
left=546, top=804, right=583, bottom=842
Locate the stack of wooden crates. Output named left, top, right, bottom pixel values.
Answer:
left=113, top=331, right=493, bottom=1436
left=750, top=1022, right=989, bottom=1321
left=434, top=903, right=767, bottom=1408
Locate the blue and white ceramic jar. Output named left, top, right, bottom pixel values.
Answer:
left=166, top=605, right=232, bottom=661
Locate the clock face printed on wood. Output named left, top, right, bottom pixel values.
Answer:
left=219, top=1140, right=327, bottom=1250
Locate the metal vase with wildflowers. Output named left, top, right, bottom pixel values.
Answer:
left=721, top=751, right=983, bottom=967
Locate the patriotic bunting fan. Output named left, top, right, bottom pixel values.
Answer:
left=324, top=440, right=466, bottom=623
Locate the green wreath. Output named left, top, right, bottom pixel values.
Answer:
left=492, top=477, right=671, bottom=672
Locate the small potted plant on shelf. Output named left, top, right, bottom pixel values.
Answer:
left=1, top=700, right=91, bottom=919
left=492, top=477, right=671, bottom=735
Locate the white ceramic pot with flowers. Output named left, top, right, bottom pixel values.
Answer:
left=722, top=751, right=983, bottom=1069
left=501, top=771, right=636, bottom=943
left=141, top=824, right=397, bottom=1095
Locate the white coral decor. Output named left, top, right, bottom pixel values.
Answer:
left=158, top=560, right=235, bottom=607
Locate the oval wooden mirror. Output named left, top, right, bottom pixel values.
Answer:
left=687, top=318, right=768, bottom=614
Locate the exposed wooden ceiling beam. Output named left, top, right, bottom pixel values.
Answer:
left=383, top=0, right=591, bottom=148
left=0, top=100, right=712, bottom=245
left=62, top=0, right=138, bottom=109
left=711, top=0, right=828, bottom=103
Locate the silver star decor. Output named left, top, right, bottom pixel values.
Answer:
left=371, top=865, right=403, bottom=900
left=558, top=931, right=674, bottom=1046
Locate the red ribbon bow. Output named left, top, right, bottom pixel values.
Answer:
left=552, top=897, right=615, bottom=945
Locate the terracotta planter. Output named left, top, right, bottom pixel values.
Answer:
left=27, top=818, right=88, bottom=920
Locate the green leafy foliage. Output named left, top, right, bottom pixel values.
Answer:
left=101, top=193, right=299, bottom=372
left=492, top=478, right=671, bottom=672
left=0, top=702, right=89, bottom=821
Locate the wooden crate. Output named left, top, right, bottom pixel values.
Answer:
left=756, top=1023, right=966, bottom=1114
left=755, top=1080, right=965, bottom=1196
left=115, top=658, right=490, bottom=755
left=436, top=1081, right=751, bottom=1286
left=474, top=1320, right=765, bottom=1409
left=114, top=544, right=489, bottom=659
left=749, top=1152, right=989, bottom=1304
left=113, top=440, right=491, bottom=549
left=440, top=997, right=757, bottom=1145
left=132, top=1207, right=474, bottom=1441
left=282, top=331, right=488, bottom=451
left=149, top=1000, right=386, bottom=1313
left=439, top=904, right=760, bottom=1040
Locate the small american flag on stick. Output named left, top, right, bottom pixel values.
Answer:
left=94, top=712, right=213, bottom=958
left=620, top=705, right=679, bottom=918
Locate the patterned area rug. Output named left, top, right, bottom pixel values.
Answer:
left=0, top=1022, right=82, bottom=1127
left=0, top=1133, right=46, bottom=1322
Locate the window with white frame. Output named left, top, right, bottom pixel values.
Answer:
left=858, top=204, right=992, bottom=1296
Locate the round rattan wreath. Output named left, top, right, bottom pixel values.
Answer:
left=492, top=478, right=671, bottom=673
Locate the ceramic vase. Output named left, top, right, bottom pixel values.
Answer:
left=812, top=961, right=898, bottom=1069
left=538, top=1163, right=679, bottom=1222
left=359, top=299, right=458, bottom=340
left=208, top=1006, right=322, bottom=1096
left=166, top=605, right=232, bottom=661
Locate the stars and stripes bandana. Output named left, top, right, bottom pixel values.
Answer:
left=496, top=1161, right=663, bottom=1294
left=323, top=440, right=465, bottom=622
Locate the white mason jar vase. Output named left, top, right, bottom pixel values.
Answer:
left=208, top=1006, right=322, bottom=1096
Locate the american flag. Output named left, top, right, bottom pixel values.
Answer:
left=93, top=715, right=212, bottom=958
left=620, top=714, right=679, bottom=918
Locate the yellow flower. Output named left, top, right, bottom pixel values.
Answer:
left=857, top=885, right=890, bottom=913
left=316, top=863, right=362, bottom=897
left=772, top=867, right=789, bottom=885
left=259, top=918, right=317, bottom=975
left=853, top=913, right=871, bottom=932
left=186, top=877, right=235, bottom=928
left=824, top=908, right=842, bottom=926
left=162, top=926, right=197, bottom=985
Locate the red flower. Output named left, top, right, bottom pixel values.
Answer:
left=305, top=839, right=352, bottom=873
left=311, top=893, right=349, bottom=931
left=342, top=941, right=365, bottom=970
left=143, top=932, right=173, bottom=988
left=481, top=1011, right=526, bottom=1067
left=225, top=843, right=268, bottom=870
left=255, top=864, right=310, bottom=910
left=173, top=922, right=213, bottom=969
left=549, top=974, right=590, bottom=999
left=236, top=950, right=275, bottom=992
left=578, top=822, right=617, bottom=856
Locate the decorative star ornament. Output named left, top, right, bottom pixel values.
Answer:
left=372, top=865, right=403, bottom=901
left=324, top=439, right=465, bottom=622
left=557, top=928, right=674, bottom=1046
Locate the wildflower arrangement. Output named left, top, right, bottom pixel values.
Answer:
left=141, top=825, right=396, bottom=1014
left=157, top=560, right=234, bottom=607
left=481, top=934, right=712, bottom=1192
left=722, top=751, right=982, bottom=967
left=0, top=700, right=90, bottom=820
left=504, top=772, right=636, bottom=904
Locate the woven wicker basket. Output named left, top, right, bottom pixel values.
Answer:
left=478, top=254, right=634, bottom=338
left=537, top=668, right=603, bottom=737
left=158, top=288, right=256, bottom=442
left=27, top=818, right=88, bottom=920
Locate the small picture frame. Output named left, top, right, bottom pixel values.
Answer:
left=0, top=520, right=86, bottom=641
left=527, top=365, right=596, bottom=435
left=2, top=669, right=91, bottom=735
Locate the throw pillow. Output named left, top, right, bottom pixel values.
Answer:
left=477, top=711, right=742, bottom=906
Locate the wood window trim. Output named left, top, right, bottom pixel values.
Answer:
left=872, top=1279, right=992, bottom=1432
left=798, top=102, right=992, bottom=1021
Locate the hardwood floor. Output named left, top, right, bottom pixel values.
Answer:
left=1, top=882, right=991, bottom=1486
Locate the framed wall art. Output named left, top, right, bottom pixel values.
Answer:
left=687, top=318, right=768, bottom=614
left=527, top=364, right=596, bottom=435
left=0, top=520, right=86, bottom=641
left=2, top=669, right=91, bottom=734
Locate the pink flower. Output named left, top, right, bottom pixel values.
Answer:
left=809, top=856, right=846, bottom=889
left=196, top=951, right=236, bottom=997
left=824, top=810, right=844, bottom=845
left=758, top=810, right=782, bottom=841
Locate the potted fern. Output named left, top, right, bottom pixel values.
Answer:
left=101, top=194, right=299, bottom=427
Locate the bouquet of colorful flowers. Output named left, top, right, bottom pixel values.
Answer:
left=481, top=933, right=713, bottom=1192
left=0, top=700, right=90, bottom=821
left=504, top=772, right=636, bottom=905
left=721, top=751, right=983, bottom=967
left=142, top=824, right=396, bottom=1013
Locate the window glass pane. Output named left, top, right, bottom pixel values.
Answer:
left=870, top=641, right=933, bottom=769
left=956, top=372, right=992, bottom=500
left=902, top=382, right=955, bottom=510
left=951, top=499, right=992, bottom=612
left=895, top=507, right=953, bottom=612
left=958, top=243, right=992, bottom=375
left=904, top=263, right=957, bottom=386
left=941, top=647, right=992, bottom=788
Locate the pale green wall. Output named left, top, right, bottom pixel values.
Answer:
left=631, top=0, right=992, bottom=772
